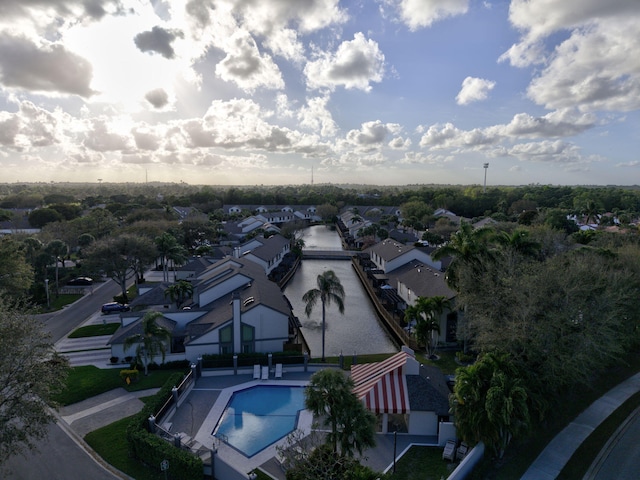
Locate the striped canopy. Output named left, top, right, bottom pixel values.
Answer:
left=351, top=351, right=411, bottom=414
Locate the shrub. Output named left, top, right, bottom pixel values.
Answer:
left=120, top=369, right=139, bottom=384
left=110, top=356, right=119, bottom=364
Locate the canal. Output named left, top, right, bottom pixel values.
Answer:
left=284, top=226, right=397, bottom=358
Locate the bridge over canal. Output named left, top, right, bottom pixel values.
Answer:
left=301, top=249, right=359, bottom=259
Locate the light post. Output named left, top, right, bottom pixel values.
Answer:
left=45, top=278, right=50, bottom=308
left=483, top=163, right=489, bottom=193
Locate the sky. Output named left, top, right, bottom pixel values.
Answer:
left=0, top=0, right=639, bottom=187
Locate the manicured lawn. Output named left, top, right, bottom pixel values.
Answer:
left=54, top=365, right=188, bottom=406
left=85, top=415, right=158, bottom=480
left=49, top=293, right=83, bottom=310
left=68, top=322, right=120, bottom=338
left=387, top=446, right=455, bottom=480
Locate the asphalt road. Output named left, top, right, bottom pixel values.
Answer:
left=2, top=420, right=125, bottom=480
left=4, top=279, right=126, bottom=480
left=42, top=279, right=122, bottom=342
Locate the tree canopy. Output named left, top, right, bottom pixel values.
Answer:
left=0, top=297, right=68, bottom=465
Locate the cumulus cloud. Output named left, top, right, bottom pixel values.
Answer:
left=526, top=19, right=640, bottom=112
left=0, top=33, right=95, bottom=96
left=134, top=26, right=184, bottom=59
left=501, top=1, right=640, bottom=113
left=507, top=140, right=590, bottom=166
left=298, top=96, right=338, bottom=137
left=397, top=0, right=469, bottom=30
left=346, top=120, right=401, bottom=148
left=304, top=33, right=385, bottom=91
left=420, top=109, right=597, bottom=150
left=83, top=119, right=134, bottom=152
left=456, top=76, right=496, bottom=105
left=145, top=88, right=170, bottom=109
left=215, top=30, right=284, bottom=91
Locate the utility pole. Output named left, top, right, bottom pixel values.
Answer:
left=483, top=163, right=489, bottom=193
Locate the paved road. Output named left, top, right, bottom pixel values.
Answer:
left=42, top=279, right=122, bottom=342
left=4, top=279, right=126, bottom=480
left=585, top=407, right=640, bottom=480
left=2, top=420, right=126, bottom=480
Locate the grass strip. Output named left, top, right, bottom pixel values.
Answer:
left=387, top=446, right=454, bottom=480
left=85, top=415, right=158, bottom=480
left=54, top=365, right=187, bottom=406
left=68, top=322, right=120, bottom=338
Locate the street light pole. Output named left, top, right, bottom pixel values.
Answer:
left=45, top=279, right=50, bottom=308
left=483, top=163, right=489, bottom=193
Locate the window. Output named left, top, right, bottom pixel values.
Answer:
left=219, top=325, right=232, bottom=355
left=242, top=324, right=255, bottom=353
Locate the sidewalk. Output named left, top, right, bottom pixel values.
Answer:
left=521, top=372, right=640, bottom=480
left=59, top=387, right=160, bottom=438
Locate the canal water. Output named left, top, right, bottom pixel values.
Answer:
left=284, top=226, right=397, bottom=358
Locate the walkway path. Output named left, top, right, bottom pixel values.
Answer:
left=521, top=372, right=640, bottom=480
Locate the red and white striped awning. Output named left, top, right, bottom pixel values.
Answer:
left=351, top=351, right=411, bottom=414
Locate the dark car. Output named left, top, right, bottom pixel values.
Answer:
left=67, top=276, right=93, bottom=286
left=101, top=302, right=130, bottom=314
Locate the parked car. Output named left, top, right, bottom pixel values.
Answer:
left=67, top=276, right=93, bottom=286
left=101, top=302, right=130, bottom=313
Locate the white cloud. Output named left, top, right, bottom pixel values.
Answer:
left=526, top=19, right=640, bottom=112
left=397, top=0, right=469, bottom=30
left=456, top=76, right=496, bottom=105
left=215, top=30, right=284, bottom=92
left=304, top=33, right=385, bottom=92
left=298, top=96, right=338, bottom=137
left=0, top=33, right=95, bottom=97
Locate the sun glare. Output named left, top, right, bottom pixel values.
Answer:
left=63, top=6, right=189, bottom=112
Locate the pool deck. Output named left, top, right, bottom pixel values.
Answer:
left=165, top=368, right=439, bottom=479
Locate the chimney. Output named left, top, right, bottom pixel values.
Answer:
left=232, top=291, right=241, bottom=354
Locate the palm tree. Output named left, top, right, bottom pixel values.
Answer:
left=155, top=233, right=187, bottom=282
left=303, top=270, right=345, bottom=362
left=432, top=221, right=494, bottom=291
left=404, top=296, right=451, bottom=358
left=304, top=369, right=376, bottom=456
left=123, top=312, right=172, bottom=376
left=45, top=239, right=68, bottom=295
left=451, top=352, right=530, bottom=458
left=164, top=280, right=194, bottom=308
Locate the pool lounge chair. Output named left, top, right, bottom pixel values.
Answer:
left=275, top=363, right=283, bottom=379
left=253, top=364, right=260, bottom=379
left=261, top=365, right=269, bottom=380
left=456, top=441, right=469, bottom=461
left=442, top=439, right=456, bottom=461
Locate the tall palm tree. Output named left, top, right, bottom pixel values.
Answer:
left=155, top=233, right=187, bottom=282
left=404, top=296, right=451, bottom=358
left=432, top=221, right=494, bottom=291
left=123, top=312, right=171, bottom=376
left=164, top=280, right=194, bottom=308
left=304, top=369, right=376, bottom=456
left=45, top=239, right=68, bottom=295
left=303, top=270, right=345, bottom=362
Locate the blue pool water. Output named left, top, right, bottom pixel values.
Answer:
left=213, top=385, right=306, bottom=457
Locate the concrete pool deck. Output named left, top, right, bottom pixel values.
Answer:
left=165, top=368, right=439, bottom=479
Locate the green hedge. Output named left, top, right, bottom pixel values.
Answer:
left=126, top=372, right=203, bottom=480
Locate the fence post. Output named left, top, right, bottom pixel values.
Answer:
left=303, top=352, right=308, bottom=372
left=148, top=415, right=156, bottom=433
left=268, top=353, right=273, bottom=371
left=352, top=352, right=357, bottom=366
left=174, top=433, right=181, bottom=448
left=197, top=356, right=202, bottom=378
left=190, top=363, right=197, bottom=381
left=233, top=355, right=238, bottom=375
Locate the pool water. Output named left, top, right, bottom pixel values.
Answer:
left=213, top=385, right=306, bottom=457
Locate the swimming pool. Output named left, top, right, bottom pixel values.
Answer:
left=213, top=385, right=306, bottom=457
